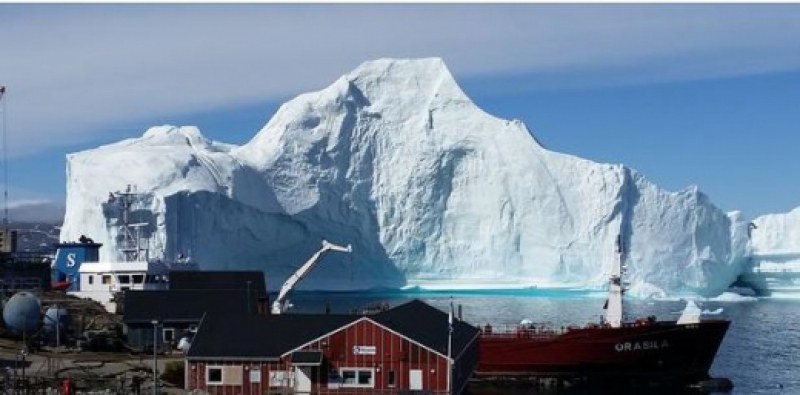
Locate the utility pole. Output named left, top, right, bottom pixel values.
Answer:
left=21, top=318, right=27, bottom=395
left=56, top=308, right=60, bottom=349
left=447, top=300, right=453, bottom=395
left=0, top=86, right=8, bottom=232
left=152, top=320, right=159, bottom=395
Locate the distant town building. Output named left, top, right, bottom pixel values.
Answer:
left=123, top=289, right=259, bottom=352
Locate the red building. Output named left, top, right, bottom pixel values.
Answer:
left=186, top=300, right=480, bottom=394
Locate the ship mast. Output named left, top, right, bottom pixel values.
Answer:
left=110, top=185, right=149, bottom=262
left=604, top=234, right=626, bottom=328
left=0, top=86, right=7, bottom=232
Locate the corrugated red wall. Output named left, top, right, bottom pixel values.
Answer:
left=188, top=360, right=287, bottom=395
left=301, top=318, right=450, bottom=393
left=188, top=317, right=476, bottom=394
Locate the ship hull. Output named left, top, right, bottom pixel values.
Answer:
left=477, top=320, right=729, bottom=381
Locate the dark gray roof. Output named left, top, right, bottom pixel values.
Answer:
left=187, top=299, right=479, bottom=361
left=123, top=289, right=255, bottom=324
left=187, top=313, right=358, bottom=360
left=373, top=299, right=480, bottom=358
left=169, top=270, right=267, bottom=297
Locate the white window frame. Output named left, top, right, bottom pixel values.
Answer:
left=339, top=368, right=374, bottom=388
left=118, top=274, right=130, bottom=284
left=88, top=275, right=94, bottom=285
left=162, top=328, right=175, bottom=343
left=206, top=366, right=224, bottom=385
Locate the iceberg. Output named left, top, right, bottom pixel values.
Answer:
left=750, top=207, right=800, bottom=266
left=60, top=58, right=750, bottom=295
left=739, top=206, right=800, bottom=295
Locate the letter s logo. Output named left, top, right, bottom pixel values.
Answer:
left=66, top=253, right=77, bottom=267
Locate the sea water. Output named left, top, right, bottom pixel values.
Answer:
left=286, top=290, right=800, bottom=394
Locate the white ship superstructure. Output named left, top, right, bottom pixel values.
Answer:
left=65, top=186, right=197, bottom=312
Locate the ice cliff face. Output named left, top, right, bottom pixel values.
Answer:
left=750, top=207, right=800, bottom=271
left=60, top=58, right=750, bottom=296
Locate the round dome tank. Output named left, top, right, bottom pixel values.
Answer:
left=2, top=292, right=41, bottom=333
left=44, top=304, right=70, bottom=334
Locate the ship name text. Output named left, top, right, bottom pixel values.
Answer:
left=614, top=339, right=669, bottom=352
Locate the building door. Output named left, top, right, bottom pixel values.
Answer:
left=295, top=367, right=312, bottom=394
left=409, top=369, right=423, bottom=390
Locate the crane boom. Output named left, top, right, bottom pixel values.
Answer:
left=271, top=240, right=352, bottom=314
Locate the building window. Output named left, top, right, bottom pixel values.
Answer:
left=204, top=366, right=245, bottom=385
left=207, top=366, right=223, bottom=385
left=340, top=368, right=374, bottom=388
left=88, top=275, right=94, bottom=285
left=358, top=371, right=372, bottom=386
left=102, top=275, right=112, bottom=285
left=132, top=274, right=144, bottom=284
left=163, top=328, right=175, bottom=343
left=118, top=275, right=130, bottom=284
left=388, top=370, right=396, bottom=387
left=342, top=370, right=356, bottom=384
left=269, top=371, right=290, bottom=387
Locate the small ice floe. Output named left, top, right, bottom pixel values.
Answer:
left=675, top=300, right=725, bottom=324
left=705, top=292, right=757, bottom=302
left=677, top=300, right=702, bottom=325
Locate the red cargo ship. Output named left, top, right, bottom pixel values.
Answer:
left=476, top=236, right=730, bottom=383
left=477, top=318, right=729, bottom=380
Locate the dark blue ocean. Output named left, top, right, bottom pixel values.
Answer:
left=287, top=290, right=800, bottom=394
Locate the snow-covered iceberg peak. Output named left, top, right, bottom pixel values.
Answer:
left=345, top=57, right=474, bottom=112
left=140, top=125, right=215, bottom=150
left=61, top=58, right=749, bottom=295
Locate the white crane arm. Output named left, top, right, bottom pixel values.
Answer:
left=271, top=240, right=352, bottom=314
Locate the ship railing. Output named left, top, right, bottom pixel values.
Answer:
left=621, top=316, right=658, bottom=328
left=478, top=323, right=571, bottom=339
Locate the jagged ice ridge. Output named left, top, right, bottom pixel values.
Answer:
left=61, top=58, right=761, bottom=297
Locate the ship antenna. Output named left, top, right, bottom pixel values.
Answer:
left=603, top=234, right=626, bottom=328
left=0, top=86, right=7, bottom=231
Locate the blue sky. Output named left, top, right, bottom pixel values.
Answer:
left=1, top=4, right=799, bottom=218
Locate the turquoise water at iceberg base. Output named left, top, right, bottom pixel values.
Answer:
left=286, top=289, right=800, bottom=394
